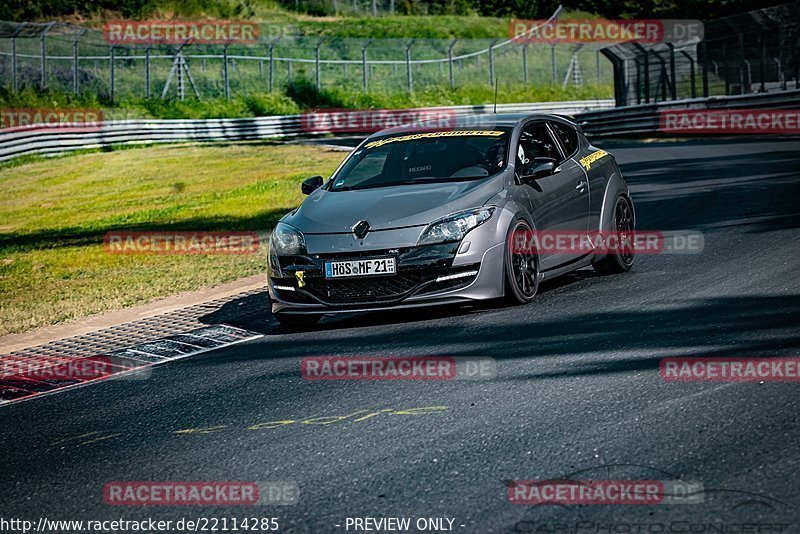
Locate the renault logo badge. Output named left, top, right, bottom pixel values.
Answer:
left=352, top=220, right=371, bottom=239
left=294, top=270, right=306, bottom=288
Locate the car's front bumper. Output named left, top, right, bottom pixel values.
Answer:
left=268, top=241, right=505, bottom=315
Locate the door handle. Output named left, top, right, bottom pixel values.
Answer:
left=575, top=180, right=587, bottom=191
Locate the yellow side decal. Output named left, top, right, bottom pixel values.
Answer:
left=579, top=149, right=609, bottom=170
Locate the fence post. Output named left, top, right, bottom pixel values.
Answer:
left=269, top=36, right=280, bottom=93
left=722, top=43, right=729, bottom=95
left=405, top=39, right=415, bottom=92
left=315, top=38, right=326, bottom=91
left=488, top=39, right=498, bottom=86
left=667, top=43, right=677, bottom=99
left=635, top=58, right=641, bottom=104
left=550, top=44, right=557, bottom=82
left=11, top=34, right=17, bottom=92
left=759, top=33, right=766, bottom=93
left=145, top=47, right=151, bottom=98
left=522, top=44, right=528, bottom=84
left=40, top=22, right=55, bottom=90
left=10, top=23, right=24, bottom=92
left=700, top=40, right=709, bottom=97
left=680, top=50, right=696, bottom=99
left=223, top=43, right=230, bottom=99
left=447, top=39, right=457, bottom=89
left=738, top=33, right=745, bottom=94
left=595, top=50, right=600, bottom=84
left=778, top=27, right=786, bottom=90
left=71, top=29, right=85, bottom=95
left=361, top=39, right=372, bottom=91
left=110, top=46, right=116, bottom=101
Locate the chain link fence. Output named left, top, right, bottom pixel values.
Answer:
left=0, top=17, right=612, bottom=103
left=601, top=2, right=800, bottom=106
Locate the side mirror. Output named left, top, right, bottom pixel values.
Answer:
left=301, top=175, right=324, bottom=195
left=521, top=157, right=559, bottom=183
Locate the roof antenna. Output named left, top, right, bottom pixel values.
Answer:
left=493, top=77, right=499, bottom=114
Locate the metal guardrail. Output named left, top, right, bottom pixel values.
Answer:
left=579, top=89, right=800, bottom=136
left=0, top=99, right=614, bottom=162
left=1, top=91, right=799, bottom=163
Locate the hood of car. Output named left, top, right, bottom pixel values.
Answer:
left=283, top=175, right=504, bottom=235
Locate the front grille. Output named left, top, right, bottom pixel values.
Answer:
left=307, top=272, right=427, bottom=302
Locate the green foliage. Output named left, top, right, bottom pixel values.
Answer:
left=0, top=82, right=612, bottom=121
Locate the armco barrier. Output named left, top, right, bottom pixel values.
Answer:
left=2, top=91, right=799, bottom=162
left=579, top=90, right=800, bottom=137
left=0, top=100, right=612, bottom=163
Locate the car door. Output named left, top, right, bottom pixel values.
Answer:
left=513, top=121, right=589, bottom=271
left=548, top=121, right=591, bottom=236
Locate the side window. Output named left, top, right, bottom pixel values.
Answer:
left=549, top=121, right=579, bottom=159
left=516, top=122, right=561, bottom=172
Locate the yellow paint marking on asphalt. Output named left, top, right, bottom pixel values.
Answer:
left=247, top=420, right=296, bottom=430
left=301, top=410, right=372, bottom=425
left=53, top=406, right=451, bottom=447
left=80, top=433, right=123, bottom=446
left=51, top=431, right=103, bottom=445
left=352, top=409, right=397, bottom=422
left=174, top=425, right=228, bottom=435
left=390, top=406, right=449, bottom=415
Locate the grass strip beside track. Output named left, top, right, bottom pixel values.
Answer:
left=0, top=141, right=345, bottom=336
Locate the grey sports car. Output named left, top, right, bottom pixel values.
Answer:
left=267, top=113, right=635, bottom=326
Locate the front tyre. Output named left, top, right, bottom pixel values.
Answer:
left=504, top=219, right=539, bottom=304
left=274, top=312, right=321, bottom=328
left=593, top=195, right=635, bottom=274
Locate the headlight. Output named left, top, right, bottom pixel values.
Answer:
left=270, top=222, right=306, bottom=255
left=417, top=207, right=495, bottom=246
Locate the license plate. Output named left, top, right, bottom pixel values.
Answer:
left=325, top=257, right=396, bottom=279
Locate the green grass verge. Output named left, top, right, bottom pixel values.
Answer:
left=0, top=142, right=346, bottom=336
left=1, top=82, right=613, bottom=121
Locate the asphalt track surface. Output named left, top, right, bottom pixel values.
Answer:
left=2, top=137, right=800, bottom=533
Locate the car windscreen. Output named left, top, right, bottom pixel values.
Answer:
left=330, top=129, right=512, bottom=191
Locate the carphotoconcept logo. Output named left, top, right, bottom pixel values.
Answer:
left=660, top=109, right=800, bottom=134
left=103, top=20, right=259, bottom=45
left=103, top=481, right=298, bottom=506
left=104, top=232, right=260, bottom=255
left=301, top=356, right=496, bottom=381
left=1, top=108, right=103, bottom=133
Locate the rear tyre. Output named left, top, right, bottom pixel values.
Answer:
left=274, top=312, right=321, bottom=328
left=504, top=219, right=539, bottom=304
left=593, top=195, right=635, bottom=274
